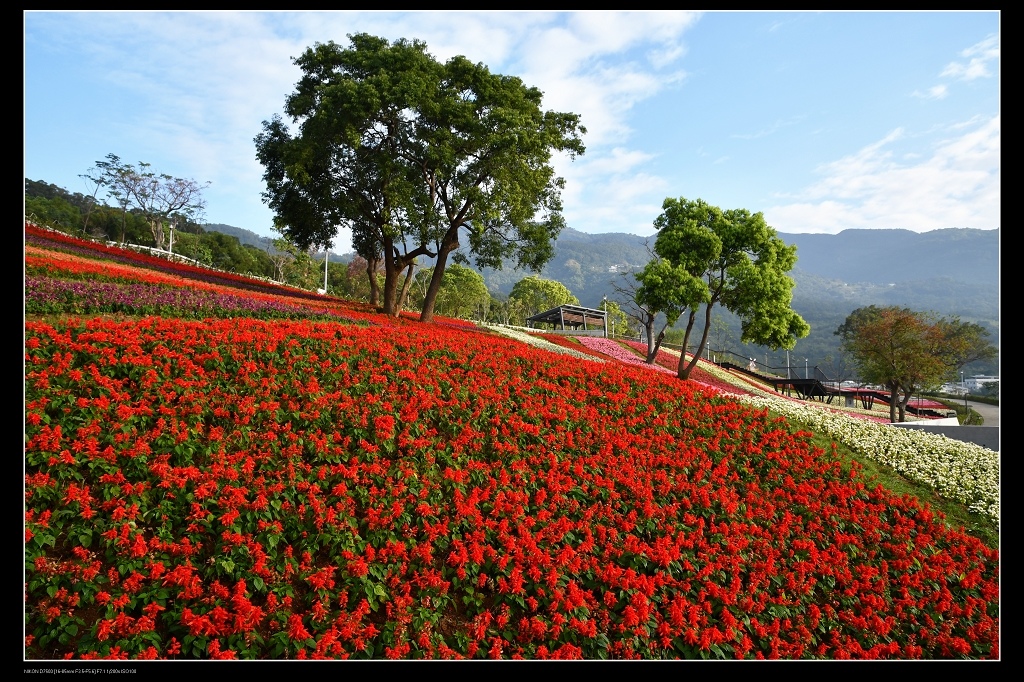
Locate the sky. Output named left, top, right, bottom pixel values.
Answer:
left=24, top=11, right=1000, bottom=255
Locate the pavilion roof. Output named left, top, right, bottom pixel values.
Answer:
left=526, top=304, right=607, bottom=329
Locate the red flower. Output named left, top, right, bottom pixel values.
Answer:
left=287, top=614, right=311, bottom=642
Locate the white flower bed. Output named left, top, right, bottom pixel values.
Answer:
left=484, top=325, right=605, bottom=363
left=735, top=393, right=999, bottom=521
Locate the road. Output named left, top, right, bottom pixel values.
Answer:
left=965, top=399, right=999, bottom=427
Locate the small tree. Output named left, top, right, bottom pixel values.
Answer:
left=78, top=164, right=108, bottom=237
left=270, top=228, right=321, bottom=290
left=707, top=314, right=736, bottom=357
left=612, top=267, right=677, bottom=364
left=640, top=197, right=809, bottom=379
left=821, top=348, right=856, bottom=386
left=509, top=276, right=579, bottom=321
left=94, top=155, right=135, bottom=244
left=633, top=257, right=702, bottom=364
left=836, top=306, right=995, bottom=422
left=93, top=155, right=208, bottom=250
left=489, top=294, right=529, bottom=327
left=837, top=306, right=941, bottom=422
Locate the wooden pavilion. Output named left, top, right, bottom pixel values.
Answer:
left=525, top=304, right=608, bottom=337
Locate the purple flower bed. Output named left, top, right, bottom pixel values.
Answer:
left=25, top=276, right=358, bottom=323
left=26, top=224, right=324, bottom=302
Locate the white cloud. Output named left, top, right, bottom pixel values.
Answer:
left=557, top=147, right=670, bottom=235
left=498, top=12, right=695, bottom=147
left=577, top=147, right=657, bottom=175
left=26, top=11, right=703, bottom=243
left=941, top=34, right=999, bottom=81
left=766, top=116, right=999, bottom=233
left=912, top=84, right=948, bottom=100
left=911, top=34, right=998, bottom=107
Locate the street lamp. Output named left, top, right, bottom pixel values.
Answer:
left=317, top=243, right=329, bottom=295
left=962, top=371, right=969, bottom=417
left=805, top=358, right=809, bottom=380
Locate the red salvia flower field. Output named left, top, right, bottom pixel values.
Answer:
left=24, top=224, right=999, bottom=660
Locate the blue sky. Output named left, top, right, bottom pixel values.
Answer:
left=24, top=11, right=1000, bottom=255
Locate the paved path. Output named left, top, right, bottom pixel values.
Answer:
left=965, top=399, right=999, bottom=427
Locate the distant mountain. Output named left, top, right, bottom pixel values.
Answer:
left=203, top=223, right=352, bottom=263
left=474, top=226, right=999, bottom=308
left=475, top=227, right=653, bottom=302
left=204, top=223, right=274, bottom=250
left=474, top=225, right=999, bottom=376
left=781, top=228, right=999, bottom=289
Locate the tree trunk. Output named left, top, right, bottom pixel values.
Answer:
left=897, top=386, right=913, bottom=422
left=366, top=255, right=381, bottom=306
left=150, top=218, right=165, bottom=251
left=82, top=201, right=95, bottom=237
left=675, top=308, right=702, bottom=380
left=645, top=319, right=657, bottom=363
left=647, top=320, right=670, bottom=365
left=380, top=236, right=436, bottom=318
left=420, top=231, right=459, bottom=323
left=887, top=381, right=899, bottom=423
left=420, top=248, right=451, bottom=323
left=381, top=237, right=402, bottom=316
left=396, top=262, right=417, bottom=312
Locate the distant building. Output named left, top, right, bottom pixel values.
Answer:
left=965, top=375, right=998, bottom=392
left=941, top=375, right=999, bottom=394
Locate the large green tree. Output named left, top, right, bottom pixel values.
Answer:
left=255, top=33, right=585, bottom=321
left=639, top=197, right=809, bottom=380
left=256, top=35, right=438, bottom=316
left=410, top=54, right=585, bottom=322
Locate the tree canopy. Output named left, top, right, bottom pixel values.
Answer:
left=509, top=275, right=579, bottom=319
left=638, top=197, right=809, bottom=379
left=255, top=33, right=585, bottom=321
left=836, top=305, right=996, bottom=422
